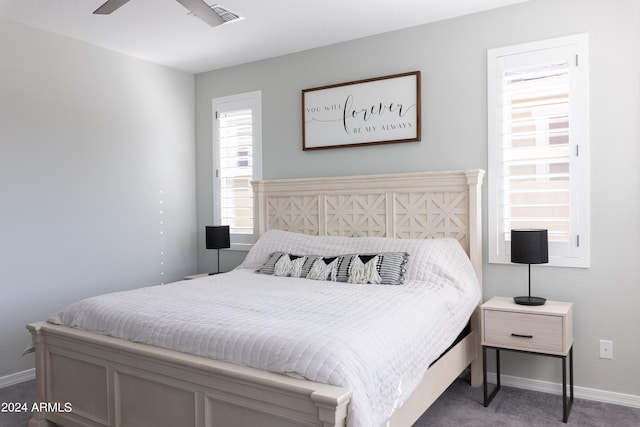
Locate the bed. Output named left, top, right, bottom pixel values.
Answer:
left=27, top=168, right=485, bottom=427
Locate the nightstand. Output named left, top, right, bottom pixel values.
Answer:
left=481, top=296, right=574, bottom=422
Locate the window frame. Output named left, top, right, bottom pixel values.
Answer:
left=487, top=34, right=590, bottom=268
left=212, top=91, right=262, bottom=250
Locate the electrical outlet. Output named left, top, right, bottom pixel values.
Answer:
left=599, top=339, right=613, bottom=359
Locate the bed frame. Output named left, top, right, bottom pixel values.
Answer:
left=27, top=169, right=484, bottom=427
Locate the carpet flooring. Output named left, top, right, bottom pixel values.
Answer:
left=2, top=376, right=639, bottom=426
left=413, top=375, right=640, bottom=427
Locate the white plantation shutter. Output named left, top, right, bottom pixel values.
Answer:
left=502, top=62, right=571, bottom=242
left=488, top=35, right=589, bottom=267
left=218, top=108, right=253, bottom=234
left=213, top=92, right=262, bottom=245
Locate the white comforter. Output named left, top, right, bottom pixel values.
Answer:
left=49, top=230, right=480, bottom=427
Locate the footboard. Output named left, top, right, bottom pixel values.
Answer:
left=27, top=322, right=351, bottom=427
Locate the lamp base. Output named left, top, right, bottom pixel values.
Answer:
left=514, top=296, right=546, bottom=306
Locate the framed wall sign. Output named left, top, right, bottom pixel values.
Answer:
left=302, top=71, right=421, bottom=150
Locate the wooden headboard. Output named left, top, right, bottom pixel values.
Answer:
left=252, top=169, right=485, bottom=282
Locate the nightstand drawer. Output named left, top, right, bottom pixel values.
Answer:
left=484, top=309, right=564, bottom=353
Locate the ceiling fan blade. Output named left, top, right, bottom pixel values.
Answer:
left=93, top=0, right=131, bottom=15
left=175, top=0, right=226, bottom=26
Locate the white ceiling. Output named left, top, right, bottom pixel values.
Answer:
left=0, top=0, right=530, bottom=74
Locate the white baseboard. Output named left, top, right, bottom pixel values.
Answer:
left=486, top=372, right=640, bottom=409
left=0, top=368, right=35, bottom=389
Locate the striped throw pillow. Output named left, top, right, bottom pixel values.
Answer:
left=257, top=252, right=409, bottom=285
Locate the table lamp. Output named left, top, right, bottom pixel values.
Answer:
left=511, top=228, right=548, bottom=306
left=206, top=225, right=230, bottom=274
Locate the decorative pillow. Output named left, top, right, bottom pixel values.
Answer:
left=340, top=252, right=409, bottom=285
left=257, top=251, right=408, bottom=285
left=274, top=254, right=308, bottom=277
left=306, top=256, right=340, bottom=281
left=258, top=252, right=323, bottom=278
left=347, top=254, right=381, bottom=284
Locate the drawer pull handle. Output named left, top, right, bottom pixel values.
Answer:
left=511, top=333, right=533, bottom=339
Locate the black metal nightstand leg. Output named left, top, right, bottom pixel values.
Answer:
left=570, top=346, right=574, bottom=400
left=483, top=346, right=501, bottom=407
left=562, top=346, right=574, bottom=423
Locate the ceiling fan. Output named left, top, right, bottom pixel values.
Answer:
left=93, top=0, right=239, bottom=27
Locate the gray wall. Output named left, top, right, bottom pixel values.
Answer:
left=195, top=0, right=640, bottom=396
left=0, top=19, right=197, bottom=377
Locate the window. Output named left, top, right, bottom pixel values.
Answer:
left=213, top=91, right=262, bottom=248
left=488, top=34, right=589, bottom=267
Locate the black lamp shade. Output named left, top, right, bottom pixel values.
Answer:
left=511, top=229, right=548, bottom=264
left=206, top=226, right=230, bottom=250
